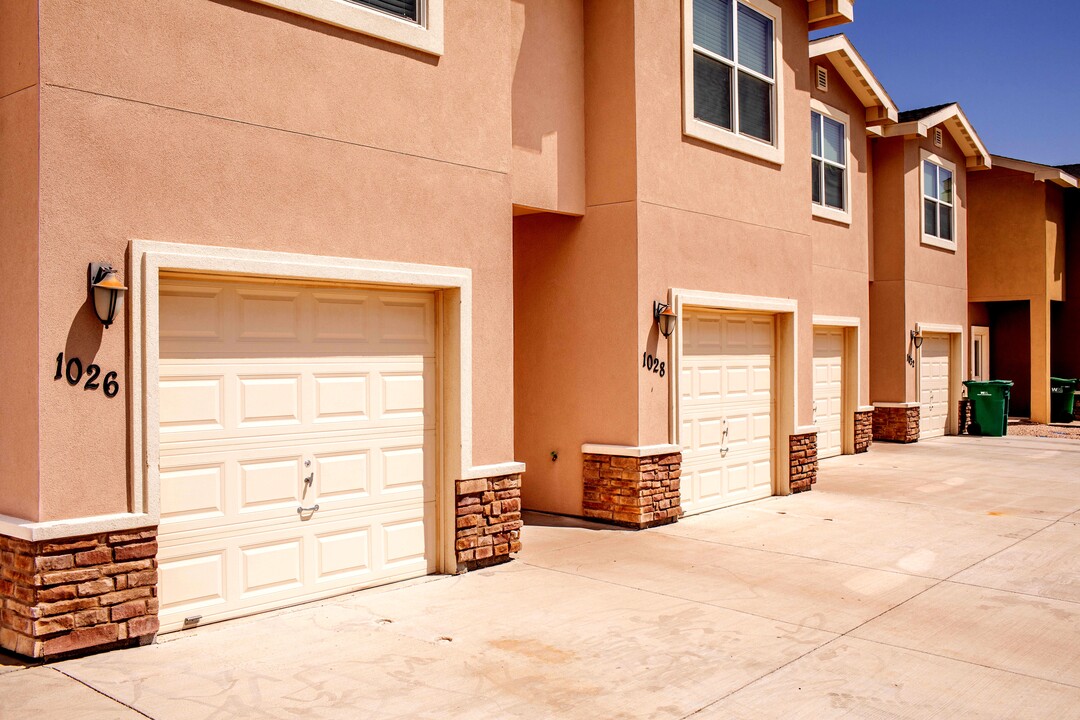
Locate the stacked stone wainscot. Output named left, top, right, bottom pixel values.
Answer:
left=455, top=474, right=522, bottom=571
left=0, top=529, right=159, bottom=659
left=789, top=433, right=818, bottom=493
left=872, top=405, right=920, bottom=443
left=582, top=452, right=682, bottom=529
left=958, top=399, right=974, bottom=434
left=854, top=409, right=874, bottom=453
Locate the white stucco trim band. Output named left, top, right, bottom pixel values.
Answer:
left=460, top=462, right=527, bottom=479
left=872, top=402, right=920, bottom=409
left=581, top=444, right=682, bottom=458
left=0, top=513, right=156, bottom=542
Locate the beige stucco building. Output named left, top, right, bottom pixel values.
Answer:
left=0, top=0, right=1053, bottom=662
left=968, top=157, right=1079, bottom=422
left=867, top=103, right=990, bottom=442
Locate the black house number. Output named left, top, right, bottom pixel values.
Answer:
left=642, top=352, right=666, bottom=378
left=54, top=352, right=120, bottom=398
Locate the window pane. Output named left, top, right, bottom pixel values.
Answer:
left=824, top=165, right=845, bottom=210
left=923, top=161, right=937, bottom=199
left=812, top=158, right=823, bottom=204
left=737, top=70, right=771, bottom=141
left=351, top=0, right=418, bottom=22
left=939, top=205, right=953, bottom=240
left=939, top=168, right=953, bottom=204
left=694, top=52, right=733, bottom=130
left=811, top=112, right=822, bottom=157
left=924, top=199, right=938, bottom=236
left=736, top=3, right=773, bottom=78
left=822, top=116, right=845, bottom=165
left=694, top=0, right=733, bottom=59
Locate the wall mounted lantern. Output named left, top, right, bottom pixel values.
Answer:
left=654, top=301, right=677, bottom=338
left=906, top=326, right=923, bottom=367
left=88, top=263, right=127, bottom=329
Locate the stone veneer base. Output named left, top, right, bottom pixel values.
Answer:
left=873, top=406, right=920, bottom=443
left=854, top=409, right=874, bottom=453
left=1, top=528, right=159, bottom=659
left=959, top=399, right=974, bottom=434
left=789, top=433, right=818, bottom=493
left=455, top=474, right=522, bottom=571
left=582, top=452, right=682, bottom=529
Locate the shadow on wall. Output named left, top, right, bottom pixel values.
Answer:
left=64, top=297, right=103, bottom=370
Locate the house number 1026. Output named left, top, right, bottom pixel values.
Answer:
left=54, top=352, right=120, bottom=398
left=642, top=352, right=666, bottom=378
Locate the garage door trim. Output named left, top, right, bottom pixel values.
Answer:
left=666, top=289, right=800, bottom=498
left=129, top=240, right=500, bottom=577
left=914, top=322, right=963, bottom=438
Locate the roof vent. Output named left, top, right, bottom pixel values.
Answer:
left=934, top=128, right=943, bottom=148
left=816, top=65, right=828, bottom=92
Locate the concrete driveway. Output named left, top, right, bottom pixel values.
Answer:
left=3, top=435, right=1080, bottom=719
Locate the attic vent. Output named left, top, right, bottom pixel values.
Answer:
left=934, top=128, right=943, bottom=148
left=815, top=65, right=828, bottom=92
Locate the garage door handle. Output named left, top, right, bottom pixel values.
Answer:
left=297, top=504, right=320, bottom=515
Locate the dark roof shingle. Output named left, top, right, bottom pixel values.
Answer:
left=898, top=103, right=955, bottom=123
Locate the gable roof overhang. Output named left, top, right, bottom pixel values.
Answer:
left=807, top=0, right=855, bottom=31
left=809, top=35, right=898, bottom=127
left=992, top=156, right=1079, bottom=188
left=882, top=103, right=992, bottom=171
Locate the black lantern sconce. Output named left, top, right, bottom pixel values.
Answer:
left=88, top=263, right=127, bottom=329
left=906, top=326, right=924, bottom=367
left=654, top=301, right=677, bottom=338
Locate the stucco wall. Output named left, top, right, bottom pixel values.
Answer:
left=32, top=0, right=516, bottom=521
left=809, top=55, right=871, bottom=407
left=0, top=0, right=40, bottom=521
left=869, top=125, right=972, bottom=404
left=510, top=0, right=586, bottom=215
left=968, top=167, right=1046, bottom=302
left=1051, top=189, right=1080, bottom=378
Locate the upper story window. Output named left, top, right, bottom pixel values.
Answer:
left=810, top=100, right=850, bottom=224
left=922, top=151, right=956, bottom=250
left=252, top=0, right=442, bottom=55
left=683, top=0, right=784, bottom=165
left=352, top=0, right=418, bottom=22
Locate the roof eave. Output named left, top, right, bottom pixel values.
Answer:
left=882, top=104, right=991, bottom=171
left=809, top=34, right=898, bottom=129
left=807, top=0, right=855, bottom=31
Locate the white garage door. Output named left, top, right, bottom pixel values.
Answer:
left=919, top=333, right=950, bottom=438
left=813, top=328, right=844, bottom=460
left=156, top=275, right=437, bottom=633
left=679, top=310, right=774, bottom=515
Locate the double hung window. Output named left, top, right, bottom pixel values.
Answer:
left=811, top=110, right=846, bottom=212
left=687, top=0, right=782, bottom=162
left=923, top=158, right=954, bottom=245
left=351, top=0, right=418, bottom=22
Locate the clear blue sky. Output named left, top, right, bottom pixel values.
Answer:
left=810, top=1, right=1080, bottom=166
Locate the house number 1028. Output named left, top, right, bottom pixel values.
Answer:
left=642, top=352, right=666, bottom=378
left=54, top=352, right=120, bottom=398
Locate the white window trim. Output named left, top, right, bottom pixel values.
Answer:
left=251, top=0, right=443, bottom=56
left=682, top=0, right=785, bottom=165
left=920, top=149, right=957, bottom=252
left=810, top=98, right=851, bottom=225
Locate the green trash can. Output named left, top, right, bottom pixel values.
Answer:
left=1051, top=377, right=1078, bottom=423
left=963, top=380, right=1013, bottom=437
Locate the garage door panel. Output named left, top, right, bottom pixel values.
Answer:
left=680, top=311, right=774, bottom=516
left=813, top=328, right=844, bottom=460
left=159, top=276, right=437, bottom=633
left=919, top=334, right=950, bottom=438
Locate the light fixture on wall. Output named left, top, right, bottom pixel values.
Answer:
left=654, top=301, right=677, bottom=338
left=906, top=326, right=924, bottom=367
left=88, top=263, right=127, bottom=329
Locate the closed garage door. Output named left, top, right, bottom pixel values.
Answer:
left=813, top=328, right=843, bottom=459
left=919, top=333, right=950, bottom=438
left=156, top=275, right=437, bottom=633
left=679, top=310, right=774, bottom=515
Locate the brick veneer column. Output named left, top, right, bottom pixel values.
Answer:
left=854, top=409, right=874, bottom=453
left=455, top=474, right=522, bottom=571
left=0, top=529, right=159, bottom=659
left=872, top=405, right=920, bottom=443
left=958, top=399, right=974, bottom=434
left=789, top=433, right=818, bottom=493
left=582, top=452, right=682, bottom=529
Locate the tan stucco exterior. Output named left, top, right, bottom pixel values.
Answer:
left=968, top=159, right=1079, bottom=421
left=0, top=0, right=41, bottom=522
left=869, top=125, right=972, bottom=414
left=7, top=0, right=518, bottom=524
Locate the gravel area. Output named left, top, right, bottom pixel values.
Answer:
left=1006, top=421, right=1080, bottom=439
